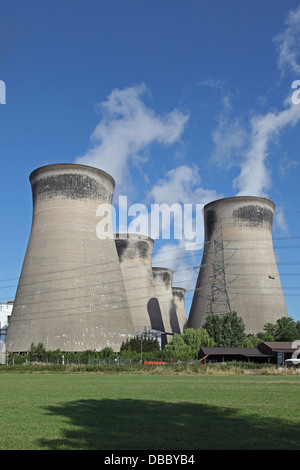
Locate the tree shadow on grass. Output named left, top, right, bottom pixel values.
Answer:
left=39, top=398, right=300, bottom=450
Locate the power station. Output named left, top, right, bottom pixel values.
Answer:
left=152, top=267, right=183, bottom=342
left=172, top=287, right=187, bottom=334
left=5, top=165, right=289, bottom=353
left=187, top=196, right=288, bottom=334
left=5, top=164, right=135, bottom=352
left=114, top=233, right=158, bottom=334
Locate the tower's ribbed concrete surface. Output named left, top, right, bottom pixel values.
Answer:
left=187, top=196, right=288, bottom=334
left=172, top=287, right=187, bottom=334
left=152, top=267, right=180, bottom=342
left=115, top=233, right=158, bottom=334
left=6, top=164, right=134, bottom=352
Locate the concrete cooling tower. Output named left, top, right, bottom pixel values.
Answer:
left=172, top=287, right=187, bottom=334
left=6, top=163, right=134, bottom=353
left=187, top=196, right=288, bottom=335
left=114, top=233, right=158, bottom=334
left=152, top=267, right=182, bottom=342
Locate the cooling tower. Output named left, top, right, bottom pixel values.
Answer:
left=114, top=233, right=159, bottom=334
left=152, top=267, right=181, bottom=341
left=187, top=196, right=288, bottom=335
left=172, top=287, right=187, bottom=334
left=6, top=163, right=134, bottom=353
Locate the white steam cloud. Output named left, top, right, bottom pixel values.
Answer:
left=233, top=100, right=300, bottom=197
left=211, top=4, right=300, bottom=198
left=75, top=83, right=189, bottom=193
left=274, top=4, right=300, bottom=75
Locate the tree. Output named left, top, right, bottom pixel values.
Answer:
left=28, top=342, right=47, bottom=361
left=203, top=311, right=246, bottom=347
left=181, top=328, right=214, bottom=355
left=244, top=335, right=263, bottom=347
left=120, top=336, right=160, bottom=354
left=258, top=317, right=299, bottom=342
left=259, top=322, right=276, bottom=341
left=165, top=328, right=214, bottom=359
left=203, top=313, right=223, bottom=345
left=273, top=317, right=299, bottom=341
left=99, top=347, right=116, bottom=359
left=296, top=321, right=300, bottom=338
left=164, top=334, right=190, bottom=359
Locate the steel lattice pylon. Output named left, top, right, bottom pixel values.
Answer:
left=207, top=237, right=232, bottom=316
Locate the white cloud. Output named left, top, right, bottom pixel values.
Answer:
left=279, top=153, right=299, bottom=176
left=152, top=240, right=198, bottom=293
left=149, top=165, right=220, bottom=206
left=126, top=165, right=220, bottom=245
left=146, top=165, right=221, bottom=291
left=75, top=83, right=189, bottom=194
left=233, top=100, right=300, bottom=197
left=148, top=164, right=221, bottom=247
left=273, top=4, right=300, bottom=75
left=208, top=4, right=300, bottom=198
left=210, top=94, right=248, bottom=169
left=198, top=78, right=227, bottom=90
left=274, top=206, right=289, bottom=235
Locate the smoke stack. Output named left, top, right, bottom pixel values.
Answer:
left=187, top=196, right=288, bottom=334
left=172, top=287, right=187, bottom=334
left=6, top=163, right=134, bottom=352
left=115, top=233, right=158, bottom=334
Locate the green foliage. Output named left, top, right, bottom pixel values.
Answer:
left=257, top=317, right=299, bottom=342
left=120, top=336, right=160, bottom=354
left=1, top=373, right=299, bottom=450
left=165, top=328, right=214, bottom=359
left=12, top=315, right=300, bottom=367
left=243, top=335, right=263, bottom=347
left=28, top=342, right=47, bottom=361
left=99, top=347, right=116, bottom=359
left=203, top=311, right=246, bottom=347
left=272, top=317, right=299, bottom=341
left=164, top=334, right=189, bottom=359
left=24, top=344, right=118, bottom=364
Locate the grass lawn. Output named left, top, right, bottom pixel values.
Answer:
left=0, top=372, right=299, bottom=450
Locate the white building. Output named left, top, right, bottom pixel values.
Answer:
left=0, top=301, right=13, bottom=342
left=0, top=301, right=13, bottom=364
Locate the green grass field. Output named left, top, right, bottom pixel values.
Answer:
left=0, top=372, right=299, bottom=450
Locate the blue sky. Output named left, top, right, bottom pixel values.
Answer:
left=1, top=0, right=300, bottom=324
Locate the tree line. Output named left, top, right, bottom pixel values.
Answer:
left=10, top=312, right=300, bottom=363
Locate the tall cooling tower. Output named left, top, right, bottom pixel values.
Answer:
left=172, top=287, right=187, bottom=334
left=187, top=196, right=288, bottom=335
left=6, top=163, right=134, bottom=353
left=114, top=233, right=158, bottom=334
left=152, top=267, right=181, bottom=342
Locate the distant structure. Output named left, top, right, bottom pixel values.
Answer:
left=5, top=164, right=134, bottom=353
left=152, top=267, right=182, bottom=343
left=172, top=287, right=187, bottom=333
left=114, top=233, right=158, bottom=334
left=187, top=196, right=288, bottom=335
left=0, top=300, right=13, bottom=343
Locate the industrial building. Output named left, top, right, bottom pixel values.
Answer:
left=152, top=267, right=180, bottom=343
left=5, top=166, right=289, bottom=353
left=187, top=196, right=288, bottom=335
left=5, top=164, right=136, bottom=353
left=0, top=300, right=13, bottom=343
left=114, top=233, right=158, bottom=334
left=115, top=234, right=188, bottom=345
left=5, top=163, right=188, bottom=353
left=172, top=287, right=187, bottom=334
